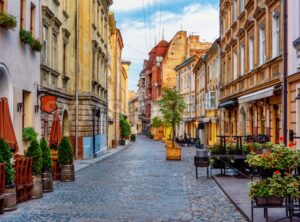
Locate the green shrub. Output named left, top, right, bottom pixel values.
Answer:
left=131, top=134, right=136, bottom=142
left=58, top=137, right=73, bottom=165
left=40, top=138, right=52, bottom=173
left=20, top=29, right=42, bottom=52
left=22, top=127, right=38, bottom=142
left=120, top=116, right=131, bottom=138
left=26, top=139, right=42, bottom=175
left=0, top=139, right=15, bottom=185
left=0, top=11, right=17, bottom=29
left=152, top=117, right=162, bottom=128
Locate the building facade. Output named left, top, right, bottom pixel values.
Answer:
left=0, top=0, right=41, bottom=154
left=137, top=63, right=147, bottom=134
left=128, top=94, right=141, bottom=134
left=287, top=0, right=300, bottom=148
left=40, top=0, right=112, bottom=159
left=219, top=0, right=283, bottom=144
left=108, top=12, right=123, bottom=148
left=121, top=61, right=131, bottom=116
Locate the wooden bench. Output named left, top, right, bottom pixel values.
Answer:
left=14, top=157, right=25, bottom=203
left=0, top=162, right=6, bottom=214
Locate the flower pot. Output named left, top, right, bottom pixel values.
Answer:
left=255, top=196, right=283, bottom=206
left=61, top=164, right=75, bottom=182
left=166, top=146, right=181, bottom=161
left=120, top=139, right=126, bottom=146
left=42, top=172, right=53, bottom=193
left=32, top=175, right=43, bottom=199
left=4, top=186, right=16, bottom=211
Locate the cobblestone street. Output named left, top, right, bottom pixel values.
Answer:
left=1, top=136, right=246, bottom=222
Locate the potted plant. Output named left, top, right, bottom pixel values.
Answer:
left=130, top=134, right=136, bottom=142
left=58, top=137, right=75, bottom=182
left=0, top=11, right=17, bottom=30
left=0, top=140, right=16, bottom=211
left=19, top=29, right=42, bottom=52
left=40, top=138, right=53, bottom=192
left=120, top=116, right=131, bottom=146
left=158, top=88, right=186, bottom=161
left=22, top=127, right=38, bottom=143
left=25, top=138, right=43, bottom=199
left=152, top=117, right=163, bottom=141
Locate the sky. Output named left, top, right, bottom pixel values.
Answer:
left=111, top=0, right=220, bottom=92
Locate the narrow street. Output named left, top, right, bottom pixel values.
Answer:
left=1, top=136, right=245, bottom=222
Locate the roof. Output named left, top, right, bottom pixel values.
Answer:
left=174, top=56, right=196, bottom=71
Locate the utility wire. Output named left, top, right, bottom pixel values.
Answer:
left=148, top=0, right=152, bottom=48
left=158, top=0, right=162, bottom=41
left=154, top=0, right=157, bottom=45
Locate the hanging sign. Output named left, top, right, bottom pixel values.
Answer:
left=40, top=95, right=58, bottom=114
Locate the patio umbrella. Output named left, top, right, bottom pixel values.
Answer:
left=49, top=111, right=62, bottom=147
left=0, top=97, right=19, bottom=153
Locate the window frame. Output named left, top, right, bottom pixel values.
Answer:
left=20, top=0, right=26, bottom=29
left=259, top=25, right=266, bottom=65
left=233, top=49, right=238, bottom=80
left=272, top=12, right=280, bottom=58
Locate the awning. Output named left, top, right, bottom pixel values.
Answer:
left=218, top=100, right=237, bottom=108
left=182, top=117, right=194, bottom=122
left=238, top=86, right=274, bottom=104
left=49, top=111, right=62, bottom=148
left=0, top=98, right=18, bottom=153
left=201, top=118, right=211, bottom=123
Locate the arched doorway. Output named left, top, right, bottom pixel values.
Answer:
left=239, top=107, right=246, bottom=136
left=62, top=110, right=69, bottom=136
left=0, top=64, right=13, bottom=116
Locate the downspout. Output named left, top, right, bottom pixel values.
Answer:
left=283, top=0, right=288, bottom=145
left=114, top=31, right=118, bottom=147
left=75, top=0, right=79, bottom=159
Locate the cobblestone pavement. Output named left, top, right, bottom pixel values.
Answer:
left=1, top=136, right=246, bottom=222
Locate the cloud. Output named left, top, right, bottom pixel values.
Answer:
left=111, top=0, right=156, bottom=11
left=112, top=2, right=219, bottom=91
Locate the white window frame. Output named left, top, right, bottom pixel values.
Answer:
left=249, top=37, right=254, bottom=70
left=233, top=0, right=237, bottom=21
left=240, top=0, right=244, bottom=12
left=43, top=26, right=48, bottom=65
left=259, top=26, right=266, bottom=65
left=240, top=44, right=245, bottom=76
left=272, top=13, right=280, bottom=58
left=233, top=50, right=238, bottom=80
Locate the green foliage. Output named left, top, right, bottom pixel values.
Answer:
left=157, top=88, right=186, bottom=143
left=120, top=116, right=131, bottom=138
left=58, top=137, right=73, bottom=165
left=40, top=138, right=52, bottom=173
left=246, top=144, right=300, bottom=170
left=0, top=139, right=15, bottom=185
left=130, top=134, right=136, bottom=142
left=22, top=127, right=38, bottom=142
left=20, top=29, right=42, bottom=52
left=208, top=144, right=222, bottom=154
left=26, top=139, right=42, bottom=175
left=0, top=11, right=17, bottom=29
left=152, top=117, right=162, bottom=128
left=249, top=173, right=300, bottom=199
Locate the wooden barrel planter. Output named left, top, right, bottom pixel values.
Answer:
left=61, top=164, right=75, bottom=182
left=32, top=175, right=43, bottom=199
left=4, top=186, right=16, bottom=211
left=51, top=150, right=60, bottom=180
left=166, top=144, right=181, bottom=161
left=42, top=172, right=53, bottom=193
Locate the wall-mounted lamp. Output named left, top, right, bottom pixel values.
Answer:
left=17, top=103, right=23, bottom=113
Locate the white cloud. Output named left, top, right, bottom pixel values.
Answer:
left=111, top=0, right=155, bottom=11
left=115, top=3, right=219, bottom=91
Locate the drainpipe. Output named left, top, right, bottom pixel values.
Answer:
left=282, top=0, right=288, bottom=145
left=114, top=31, right=118, bottom=147
left=75, top=0, right=79, bottom=159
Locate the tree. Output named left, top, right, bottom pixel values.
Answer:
left=26, top=138, right=42, bottom=175
left=58, top=137, right=73, bottom=165
left=0, top=139, right=15, bottom=186
left=120, top=115, right=131, bottom=139
left=152, top=117, right=163, bottom=128
left=158, top=88, right=186, bottom=147
left=40, top=138, right=52, bottom=173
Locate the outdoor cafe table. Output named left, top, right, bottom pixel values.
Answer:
left=212, top=154, right=247, bottom=176
left=217, top=135, right=244, bottom=153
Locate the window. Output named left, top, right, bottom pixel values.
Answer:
left=20, top=0, right=26, bottom=29
left=205, top=91, right=216, bottom=109
left=63, top=0, right=67, bottom=12
left=249, top=37, right=254, bottom=70
left=30, top=3, right=36, bottom=36
left=43, top=26, right=48, bottom=65
left=259, top=26, right=266, bottom=65
left=22, top=91, right=32, bottom=129
left=63, top=43, right=67, bottom=75
left=240, top=0, right=244, bottom=12
left=240, top=45, right=245, bottom=76
left=233, top=0, right=237, bottom=21
left=0, top=0, right=5, bottom=11
left=52, top=34, right=58, bottom=70
left=233, top=50, right=238, bottom=80
left=272, top=14, right=280, bottom=58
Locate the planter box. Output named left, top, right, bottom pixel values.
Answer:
left=120, top=139, right=126, bottom=146
left=255, top=196, right=283, bottom=206
left=166, top=147, right=181, bottom=161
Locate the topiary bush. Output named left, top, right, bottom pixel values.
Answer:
left=0, top=139, right=15, bottom=186
left=120, top=116, right=131, bottom=139
left=22, top=127, right=38, bottom=142
left=26, top=138, right=42, bottom=175
left=58, top=137, right=73, bottom=165
left=40, top=138, right=52, bottom=173
left=0, top=11, right=17, bottom=30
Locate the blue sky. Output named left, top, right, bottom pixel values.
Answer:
left=111, top=0, right=220, bottom=92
